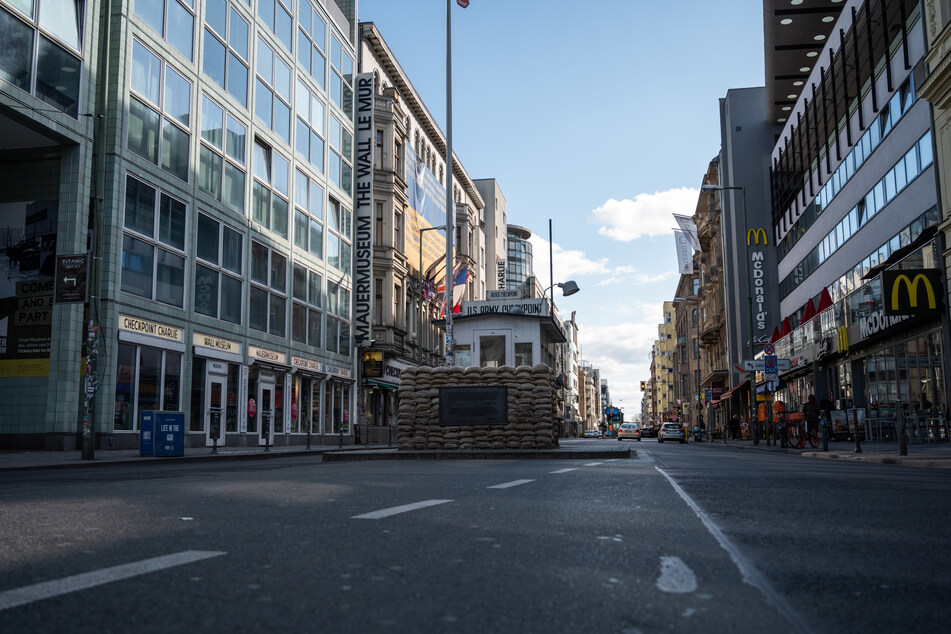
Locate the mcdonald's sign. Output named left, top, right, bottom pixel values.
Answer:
left=747, top=227, right=768, bottom=245
left=882, top=269, right=942, bottom=317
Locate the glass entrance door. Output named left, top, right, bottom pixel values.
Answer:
left=205, top=372, right=226, bottom=447
left=258, top=382, right=275, bottom=446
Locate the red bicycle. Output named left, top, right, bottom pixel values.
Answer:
left=783, top=420, right=820, bottom=449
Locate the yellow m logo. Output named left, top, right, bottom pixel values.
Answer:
left=890, top=273, right=937, bottom=311
left=747, top=228, right=768, bottom=245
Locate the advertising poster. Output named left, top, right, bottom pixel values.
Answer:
left=0, top=200, right=58, bottom=377
left=404, top=144, right=454, bottom=294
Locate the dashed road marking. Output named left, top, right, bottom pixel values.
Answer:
left=583, top=462, right=604, bottom=467
left=352, top=499, right=453, bottom=519
left=0, top=550, right=226, bottom=612
left=487, top=479, right=534, bottom=489
left=656, top=556, right=698, bottom=594
left=549, top=468, right=577, bottom=474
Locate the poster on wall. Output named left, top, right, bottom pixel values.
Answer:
left=404, top=143, right=455, bottom=295
left=0, top=200, right=58, bottom=377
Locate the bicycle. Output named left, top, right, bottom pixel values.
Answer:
left=783, top=420, right=820, bottom=449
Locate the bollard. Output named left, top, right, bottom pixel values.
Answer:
left=821, top=417, right=829, bottom=452
left=264, top=417, right=271, bottom=453
left=306, top=418, right=312, bottom=450
left=898, top=408, right=908, bottom=456
left=851, top=409, right=862, bottom=454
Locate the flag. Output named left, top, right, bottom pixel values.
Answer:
left=457, top=0, right=470, bottom=7
left=674, top=230, right=693, bottom=274
left=673, top=214, right=701, bottom=252
left=437, top=264, right=469, bottom=316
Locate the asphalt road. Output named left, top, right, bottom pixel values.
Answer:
left=1, top=439, right=949, bottom=633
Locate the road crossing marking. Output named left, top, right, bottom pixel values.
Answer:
left=352, top=499, right=453, bottom=520
left=549, top=468, right=577, bottom=474
left=0, top=550, right=226, bottom=612
left=487, top=479, right=534, bottom=489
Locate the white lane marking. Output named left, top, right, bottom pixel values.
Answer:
left=656, top=556, right=698, bottom=594
left=0, top=550, right=226, bottom=612
left=655, top=467, right=814, bottom=634
left=549, top=468, right=577, bottom=474
left=352, top=499, right=452, bottom=520
left=487, top=479, right=534, bottom=489
left=583, top=462, right=604, bottom=467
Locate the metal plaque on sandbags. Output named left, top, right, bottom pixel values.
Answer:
left=439, top=386, right=508, bottom=426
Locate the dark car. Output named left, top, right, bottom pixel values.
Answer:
left=640, top=426, right=655, bottom=438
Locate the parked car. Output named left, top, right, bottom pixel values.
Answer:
left=617, top=423, right=641, bottom=441
left=583, top=429, right=597, bottom=438
left=658, top=422, right=686, bottom=444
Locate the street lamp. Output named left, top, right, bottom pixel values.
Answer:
left=701, top=184, right=758, bottom=443
left=419, top=225, right=449, bottom=366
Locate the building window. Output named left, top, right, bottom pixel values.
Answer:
left=374, top=277, right=383, bottom=324
left=194, top=212, right=243, bottom=324
left=256, top=0, right=293, bottom=52
left=326, top=280, right=351, bottom=356
left=294, top=77, right=325, bottom=173
left=0, top=2, right=83, bottom=117
left=394, top=209, right=403, bottom=252
left=202, top=0, right=249, bottom=108
left=328, top=113, right=353, bottom=196
left=296, top=0, right=326, bottom=88
left=133, top=0, right=194, bottom=61
left=292, top=262, right=322, bottom=347
left=326, top=197, right=352, bottom=274
left=199, top=93, right=247, bottom=212
left=249, top=241, right=287, bottom=337
left=374, top=129, right=384, bottom=167
left=293, top=168, right=324, bottom=257
left=121, top=174, right=186, bottom=307
left=254, top=35, right=291, bottom=143
left=128, top=39, right=191, bottom=182
left=251, top=138, right=290, bottom=238
left=328, top=31, right=353, bottom=118
left=114, top=342, right=181, bottom=431
left=375, top=202, right=383, bottom=246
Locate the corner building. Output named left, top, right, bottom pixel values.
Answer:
left=355, top=22, right=485, bottom=439
left=766, top=1, right=947, bottom=417
left=0, top=0, right=359, bottom=450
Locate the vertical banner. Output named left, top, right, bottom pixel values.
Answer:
left=674, top=230, right=693, bottom=274
left=353, top=73, right=374, bottom=345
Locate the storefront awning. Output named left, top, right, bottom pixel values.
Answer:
left=716, top=380, right=749, bottom=402
left=366, top=379, right=399, bottom=389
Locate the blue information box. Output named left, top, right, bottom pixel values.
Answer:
left=154, top=412, right=185, bottom=457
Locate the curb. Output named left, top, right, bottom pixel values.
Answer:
left=322, top=448, right=633, bottom=462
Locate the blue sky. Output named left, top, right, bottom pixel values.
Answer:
left=357, top=0, right=766, bottom=414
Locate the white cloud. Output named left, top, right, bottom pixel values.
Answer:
left=528, top=235, right=610, bottom=286
left=591, top=188, right=699, bottom=242
left=577, top=311, right=661, bottom=418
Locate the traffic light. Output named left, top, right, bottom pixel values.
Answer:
left=640, top=381, right=646, bottom=391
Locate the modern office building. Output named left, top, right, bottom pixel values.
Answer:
left=505, top=224, right=533, bottom=293
left=0, top=0, right=361, bottom=450
left=766, top=1, right=946, bottom=416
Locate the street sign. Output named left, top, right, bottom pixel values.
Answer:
left=54, top=254, right=88, bottom=303
left=765, top=354, right=779, bottom=379
left=764, top=343, right=775, bottom=355
left=741, top=358, right=790, bottom=371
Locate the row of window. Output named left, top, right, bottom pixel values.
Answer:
left=778, top=75, right=917, bottom=262
left=780, top=131, right=933, bottom=300
left=121, top=173, right=351, bottom=351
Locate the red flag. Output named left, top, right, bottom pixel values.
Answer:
left=457, top=0, right=469, bottom=7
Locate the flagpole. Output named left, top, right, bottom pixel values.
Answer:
left=444, top=0, right=455, bottom=367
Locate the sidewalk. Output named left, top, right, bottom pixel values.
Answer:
left=713, top=436, right=951, bottom=468
left=0, top=439, right=632, bottom=472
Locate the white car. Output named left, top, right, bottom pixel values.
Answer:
left=657, top=422, right=686, bottom=444
left=583, top=429, right=597, bottom=438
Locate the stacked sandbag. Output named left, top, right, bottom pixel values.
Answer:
left=395, top=363, right=559, bottom=451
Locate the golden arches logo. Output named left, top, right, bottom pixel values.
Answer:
left=890, top=274, right=936, bottom=311
left=747, top=228, right=768, bottom=245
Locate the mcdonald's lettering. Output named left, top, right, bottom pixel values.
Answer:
left=747, top=227, right=768, bottom=245
left=882, top=269, right=942, bottom=317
